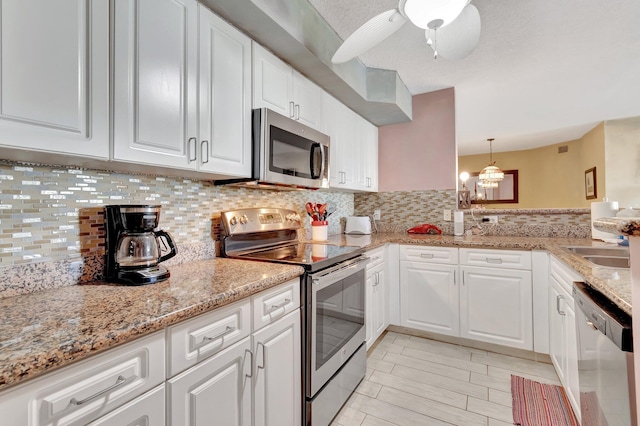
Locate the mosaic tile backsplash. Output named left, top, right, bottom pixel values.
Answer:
left=1, top=162, right=593, bottom=298
left=354, top=191, right=592, bottom=238
left=0, top=162, right=353, bottom=297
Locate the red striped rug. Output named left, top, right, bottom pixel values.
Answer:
left=511, top=375, right=579, bottom=426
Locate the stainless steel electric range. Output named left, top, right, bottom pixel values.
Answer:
left=220, top=207, right=367, bottom=426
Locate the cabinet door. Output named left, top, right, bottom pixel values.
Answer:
left=198, top=6, right=251, bottom=177
left=361, top=121, right=378, bottom=192
left=252, top=43, right=293, bottom=117
left=373, top=266, right=388, bottom=337
left=400, top=261, right=459, bottom=336
left=167, top=338, right=252, bottom=426
left=365, top=267, right=375, bottom=348
left=549, top=275, right=580, bottom=415
left=253, top=310, right=301, bottom=426
left=564, top=299, right=580, bottom=417
left=460, top=266, right=533, bottom=350
left=292, top=71, right=323, bottom=130
left=112, top=0, right=198, bottom=169
left=325, top=96, right=357, bottom=189
left=0, top=0, right=108, bottom=159
left=88, top=385, right=165, bottom=426
left=549, top=277, right=567, bottom=384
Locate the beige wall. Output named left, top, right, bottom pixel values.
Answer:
left=458, top=123, right=605, bottom=208
left=378, top=88, right=456, bottom=192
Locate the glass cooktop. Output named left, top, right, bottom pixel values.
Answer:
left=232, top=243, right=363, bottom=272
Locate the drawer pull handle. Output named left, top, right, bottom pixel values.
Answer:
left=267, top=298, right=291, bottom=315
left=69, top=375, right=129, bottom=406
left=420, top=253, right=434, bottom=259
left=485, top=257, right=503, bottom=264
left=556, top=295, right=566, bottom=316
left=203, top=325, right=235, bottom=344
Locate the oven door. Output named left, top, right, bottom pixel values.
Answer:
left=307, top=256, right=367, bottom=397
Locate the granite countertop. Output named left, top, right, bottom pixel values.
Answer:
left=0, top=232, right=632, bottom=394
left=322, top=232, right=632, bottom=317
left=0, top=258, right=304, bottom=392
left=593, top=217, right=640, bottom=236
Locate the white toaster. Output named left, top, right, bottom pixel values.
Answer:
left=345, top=216, right=372, bottom=235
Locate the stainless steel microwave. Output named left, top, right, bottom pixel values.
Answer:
left=216, top=108, right=330, bottom=190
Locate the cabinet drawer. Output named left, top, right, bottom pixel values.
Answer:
left=400, top=245, right=458, bottom=264
left=459, top=248, right=531, bottom=270
left=366, top=247, right=385, bottom=269
left=252, top=279, right=301, bottom=331
left=0, top=331, right=165, bottom=426
left=167, top=298, right=251, bottom=377
left=550, top=255, right=583, bottom=293
left=87, top=384, right=165, bottom=426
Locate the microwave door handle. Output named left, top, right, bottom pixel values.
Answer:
left=310, top=143, right=324, bottom=179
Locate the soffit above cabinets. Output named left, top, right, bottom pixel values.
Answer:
left=201, top=0, right=413, bottom=126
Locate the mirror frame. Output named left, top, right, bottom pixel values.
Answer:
left=469, top=169, right=519, bottom=204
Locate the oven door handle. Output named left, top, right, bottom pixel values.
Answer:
left=310, top=256, right=368, bottom=288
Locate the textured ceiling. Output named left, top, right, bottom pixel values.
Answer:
left=308, top=0, right=640, bottom=155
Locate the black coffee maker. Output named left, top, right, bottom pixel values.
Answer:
left=105, top=205, right=177, bottom=285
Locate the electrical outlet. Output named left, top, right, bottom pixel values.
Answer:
left=373, top=209, right=381, bottom=220
left=443, top=209, right=452, bottom=221
left=484, top=215, right=498, bottom=224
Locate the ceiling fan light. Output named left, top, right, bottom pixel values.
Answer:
left=425, top=4, right=481, bottom=60
left=403, top=0, right=468, bottom=30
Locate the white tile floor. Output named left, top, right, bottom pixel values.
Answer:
left=331, top=331, right=562, bottom=426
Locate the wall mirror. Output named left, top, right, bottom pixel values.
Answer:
left=467, top=170, right=519, bottom=204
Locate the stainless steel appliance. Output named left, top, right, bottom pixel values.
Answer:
left=216, top=108, right=330, bottom=190
left=220, top=207, right=366, bottom=426
left=105, top=205, right=177, bottom=285
left=573, top=281, right=635, bottom=426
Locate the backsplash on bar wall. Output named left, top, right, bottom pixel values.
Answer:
left=354, top=191, right=591, bottom=238
left=354, top=190, right=457, bottom=231
left=0, top=162, right=353, bottom=297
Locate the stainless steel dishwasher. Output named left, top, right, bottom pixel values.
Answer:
left=573, top=281, right=635, bottom=426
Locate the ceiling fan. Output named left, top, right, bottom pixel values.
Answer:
left=331, top=0, right=481, bottom=64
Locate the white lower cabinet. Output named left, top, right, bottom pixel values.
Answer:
left=548, top=256, right=581, bottom=419
left=252, top=310, right=301, bottom=426
left=166, top=279, right=301, bottom=426
left=0, top=331, right=165, bottom=426
left=459, top=266, right=533, bottom=350
left=366, top=247, right=389, bottom=349
left=399, top=246, right=534, bottom=351
left=167, top=338, right=252, bottom=425
left=88, top=384, right=165, bottom=426
left=399, top=246, right=459, bottom=337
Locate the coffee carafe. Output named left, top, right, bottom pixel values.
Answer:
left=105, top=205, right=177, bottom=285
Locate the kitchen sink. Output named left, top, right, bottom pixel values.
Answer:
left=564, top=246, right=630, bottom=269
left=582, top=256, right=630, bottom=269
left=566, top=246, right=630, bottom=257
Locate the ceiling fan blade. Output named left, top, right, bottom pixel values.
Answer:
left=425, top=4, right=481, bottom=60
left=331, top=9, right=407, bottom=64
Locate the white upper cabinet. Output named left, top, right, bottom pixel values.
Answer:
left=253, top=43, right=323, bottom=130
left=198, top=6, right=252, bottom=177
left=358, top=119, right=378, bottom=192
left=112, top=0, right=198, bottom=169
left=323, top=93, right=378, bottom=192
left=112, top=0, right=251, bottom=178
left=0, top=0, right=109, bottom=159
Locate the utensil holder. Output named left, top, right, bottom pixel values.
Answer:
left=311, top=221, right=328, bottom=241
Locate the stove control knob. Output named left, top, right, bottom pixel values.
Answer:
left=229, top=216, right=238, bottom=226
left=239, top=215, right=249, bottom=225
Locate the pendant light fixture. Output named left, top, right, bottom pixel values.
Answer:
left=478, top=138, right=504, bottom=187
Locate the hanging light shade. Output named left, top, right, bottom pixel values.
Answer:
left=479, top=138, right=504, bottom=186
